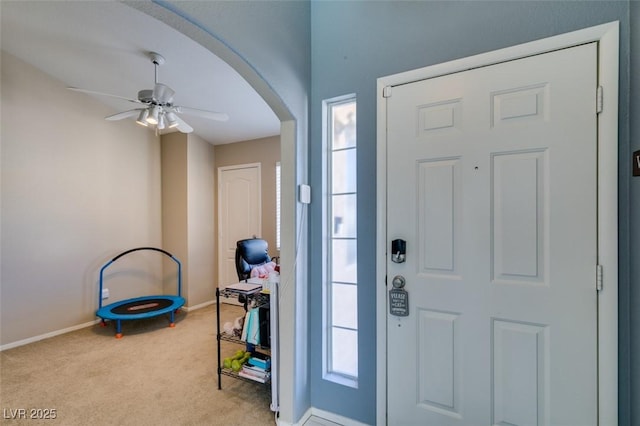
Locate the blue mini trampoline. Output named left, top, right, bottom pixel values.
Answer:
left=96, top=247, right=185, bottom=338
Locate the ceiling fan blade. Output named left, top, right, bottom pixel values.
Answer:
left=67, top=87, right=142, bottom=104
left=152, top=83, right=175, bottom=104
left=105, top=109, right=144, bottom=121
left=174, top=115, right=193, bottom=133
left=175, top=106, right=229, bottom=122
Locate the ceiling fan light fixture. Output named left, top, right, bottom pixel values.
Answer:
left=157, top=113, right=166, bottom=130
left=72, top=51, right=227, bottom=135
left=166, top=111, right=179, bottom=128
left=136, top=109, right=149, bottom=126
left=146, top=105, right=160, bottom=124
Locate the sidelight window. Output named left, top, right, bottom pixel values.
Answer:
left=323, top=95, right=358, bottom=387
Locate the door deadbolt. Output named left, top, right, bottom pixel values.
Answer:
left=391, top=239, right=406, bottom=263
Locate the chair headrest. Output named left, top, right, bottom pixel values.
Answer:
left=236, top=238, right=270, bottom=264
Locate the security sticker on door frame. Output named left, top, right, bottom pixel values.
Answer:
left=389, top=288, right=409, bottom=316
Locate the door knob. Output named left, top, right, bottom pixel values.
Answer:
left=392, top=275, right=406, bottom=289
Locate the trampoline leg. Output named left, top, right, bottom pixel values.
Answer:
left=100, top=319, right=107, bottom=328
left=169, top=310, right=176, bottom=328
left=115, top=320, right=123, bottom=339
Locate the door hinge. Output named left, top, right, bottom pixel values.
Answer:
left=596, top=264, right=603, bottom=292
left=596, top=86, right=603, bottom=114
left=383, top=86, right=392, bottom=98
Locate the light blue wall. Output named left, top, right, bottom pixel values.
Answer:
left=310, top=1, right=633, bottom=424
left=130, top=1, right=636, bottom=424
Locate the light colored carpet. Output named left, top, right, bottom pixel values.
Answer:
left=0, top=303, right=275, bottom=425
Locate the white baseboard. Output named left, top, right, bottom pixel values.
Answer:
left=182, top=299, right=216, bottom=311
left=309, top=408, right=370, bottom=426
left=0, top=319, right=101, bottom=352
left=277, top=407, right=369, bottom=426
left=276, top=407, right=311, bottom=426
left=0, top=299, right=218, bottom=352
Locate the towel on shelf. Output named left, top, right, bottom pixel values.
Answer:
left=241, top=308, right=260, bottom=345
left=240, top=310, right=250, bottom=341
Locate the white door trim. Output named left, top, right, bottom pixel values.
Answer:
left=217, top=162, right=262, bottom=289
left=376, top=21, right=619, bottom=426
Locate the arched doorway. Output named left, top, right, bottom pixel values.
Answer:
left=130, top=3, right=308, bottom=424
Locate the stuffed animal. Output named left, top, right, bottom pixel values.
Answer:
left=232, top=316, right=244, bottom=338
left=222, top=315, right=245, bottom=338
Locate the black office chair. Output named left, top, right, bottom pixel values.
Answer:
left=235, top=238, right=271, bottom=281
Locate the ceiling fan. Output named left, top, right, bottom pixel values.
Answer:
left=68, top=52, right=228, bottom=134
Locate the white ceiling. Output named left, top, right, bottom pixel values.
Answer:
left=0, top=1, right=280, bottom=145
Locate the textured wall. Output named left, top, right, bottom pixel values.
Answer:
left=1, top=52, right=162, bottom=346
left=310, top=1, right=632, bottom=424
left=129, top=2, right=312, bottom=422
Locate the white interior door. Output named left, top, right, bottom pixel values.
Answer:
left=386, top=44, right=598, bottom=425
left=218, top=163, right=262, bottom=289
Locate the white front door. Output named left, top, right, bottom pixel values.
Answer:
left=218, top=163, right=262, bottom=289
left=386, top=44, right=598, bottom=425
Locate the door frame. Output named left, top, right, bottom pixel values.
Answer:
left=376, top=22, right=619, bottom=425
left=217, top=162, right=262, bottom=289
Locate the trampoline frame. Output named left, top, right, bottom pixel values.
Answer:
left=96, top=247, right=185, bottom=338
